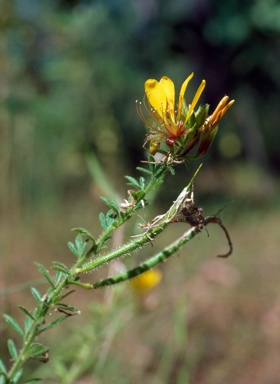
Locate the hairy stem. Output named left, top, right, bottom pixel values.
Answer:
left=94, top=226, right=200, bottom=288
left=76, top=177, right=196, bottom=274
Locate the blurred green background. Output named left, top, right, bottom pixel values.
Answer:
left=1, top=0, right=280, bottom=383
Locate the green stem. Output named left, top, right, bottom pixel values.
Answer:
left=6, top=275, right=72, bottom=380
left=93, top=226, right=200, bottom=288
left=5, top=242, right=119, bottom=380
left=77, top=172, right=198, bottom=274
left=78, top=222, right=168, bottom=273
left=6, top=309, right=45, bottom=381
left=75, top=162, right=167, bottom=269
left=97, top=166, right=166, bottom=244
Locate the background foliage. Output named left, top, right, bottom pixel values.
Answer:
left=1, top=0, right=280, bottom=383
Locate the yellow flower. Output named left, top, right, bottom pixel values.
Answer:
left=130, top=269, right=162, bottom=294
left=137, top=73, right=206, bottom=154
left=137, top=73, right=234, bottom=158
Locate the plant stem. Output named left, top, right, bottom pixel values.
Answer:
left=93, top=226, right=200, bottom=288
left=4, top=165, right=201, bottom=382
left=74, top=163, right=167, bottom=269
left=76, top=177, right=195, bottom=274
left=6, top=275, right=72, bottom=380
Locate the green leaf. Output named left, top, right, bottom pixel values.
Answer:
left=3, top=315, right=24, bottom=336
left=24, top=314, right=33, bottom=334
left=7, top=339, right=18, bottom=360
left=183, top=158, right=191, bottom=170
left=0, top=359, right=7, bottom=374
left=139, top=176, right=146, bottom=189
left=75, top=234, right=84, bottom=250
left=75, top=234, right=83, bottom=252
left=99, top=212, right=107, bottom=230
left=106, top=210, right=117, bottom=227
left=71, top=227, right=96, bottom=243
left=169, top=166, right=175, bottom=175
left=68, top=234, right=92, bottom=258
left=34, top=263, right=54, bottom=288
left=18, top=305, right=35, bottom=321
left=12, top=368, right=23, bottom=383
left=98, top=236, right=111, bottom=250
left=54, top=270, right=66, bottom=285
left=67, top=241, right=78, bottom=257
left=130, top=190, right=145, bottom=201
left=59, top=289, right=75, bottom=301
left=0, top=363, right=7, bottom=384
left=136, top=166, right=152, bottom=176
left=30, top=287, right=41, bottom=303
left=51, top=261, right=70, bottom=275
left=75, top=234, right=88, bottom=256
left=25, top=343, right=49, bottom=360
left=97, top=243, right=109, bottom=252
left=22, top=379, right=42, bottom=383
left=124, top=175, right=140, bottom=188
left=39, top=315, right=69, bottom=334
left=100, top=196, right=120, bottom=213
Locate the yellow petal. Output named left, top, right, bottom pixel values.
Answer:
left=159, top=77, right=175, bottom=104
left=184, top=79, right=206, bottom=124
left=177, top=72, right=194, bottom=119
left=159, top=76, right=175, bottom=121
left=211, top=96, right=229, bottom=122
left=210, top=96, right=235, bottom=124
left=220, top=99, right=235, bottom=119
left=145, top=79, right=167, bottom=118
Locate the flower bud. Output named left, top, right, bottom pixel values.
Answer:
left=196, top=124, right=218, bottom=156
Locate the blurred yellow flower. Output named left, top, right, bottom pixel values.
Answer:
left=130, top=269, right=162, bottom=293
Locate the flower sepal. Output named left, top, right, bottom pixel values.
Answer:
left=195, top=104, right=210, bottom=129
